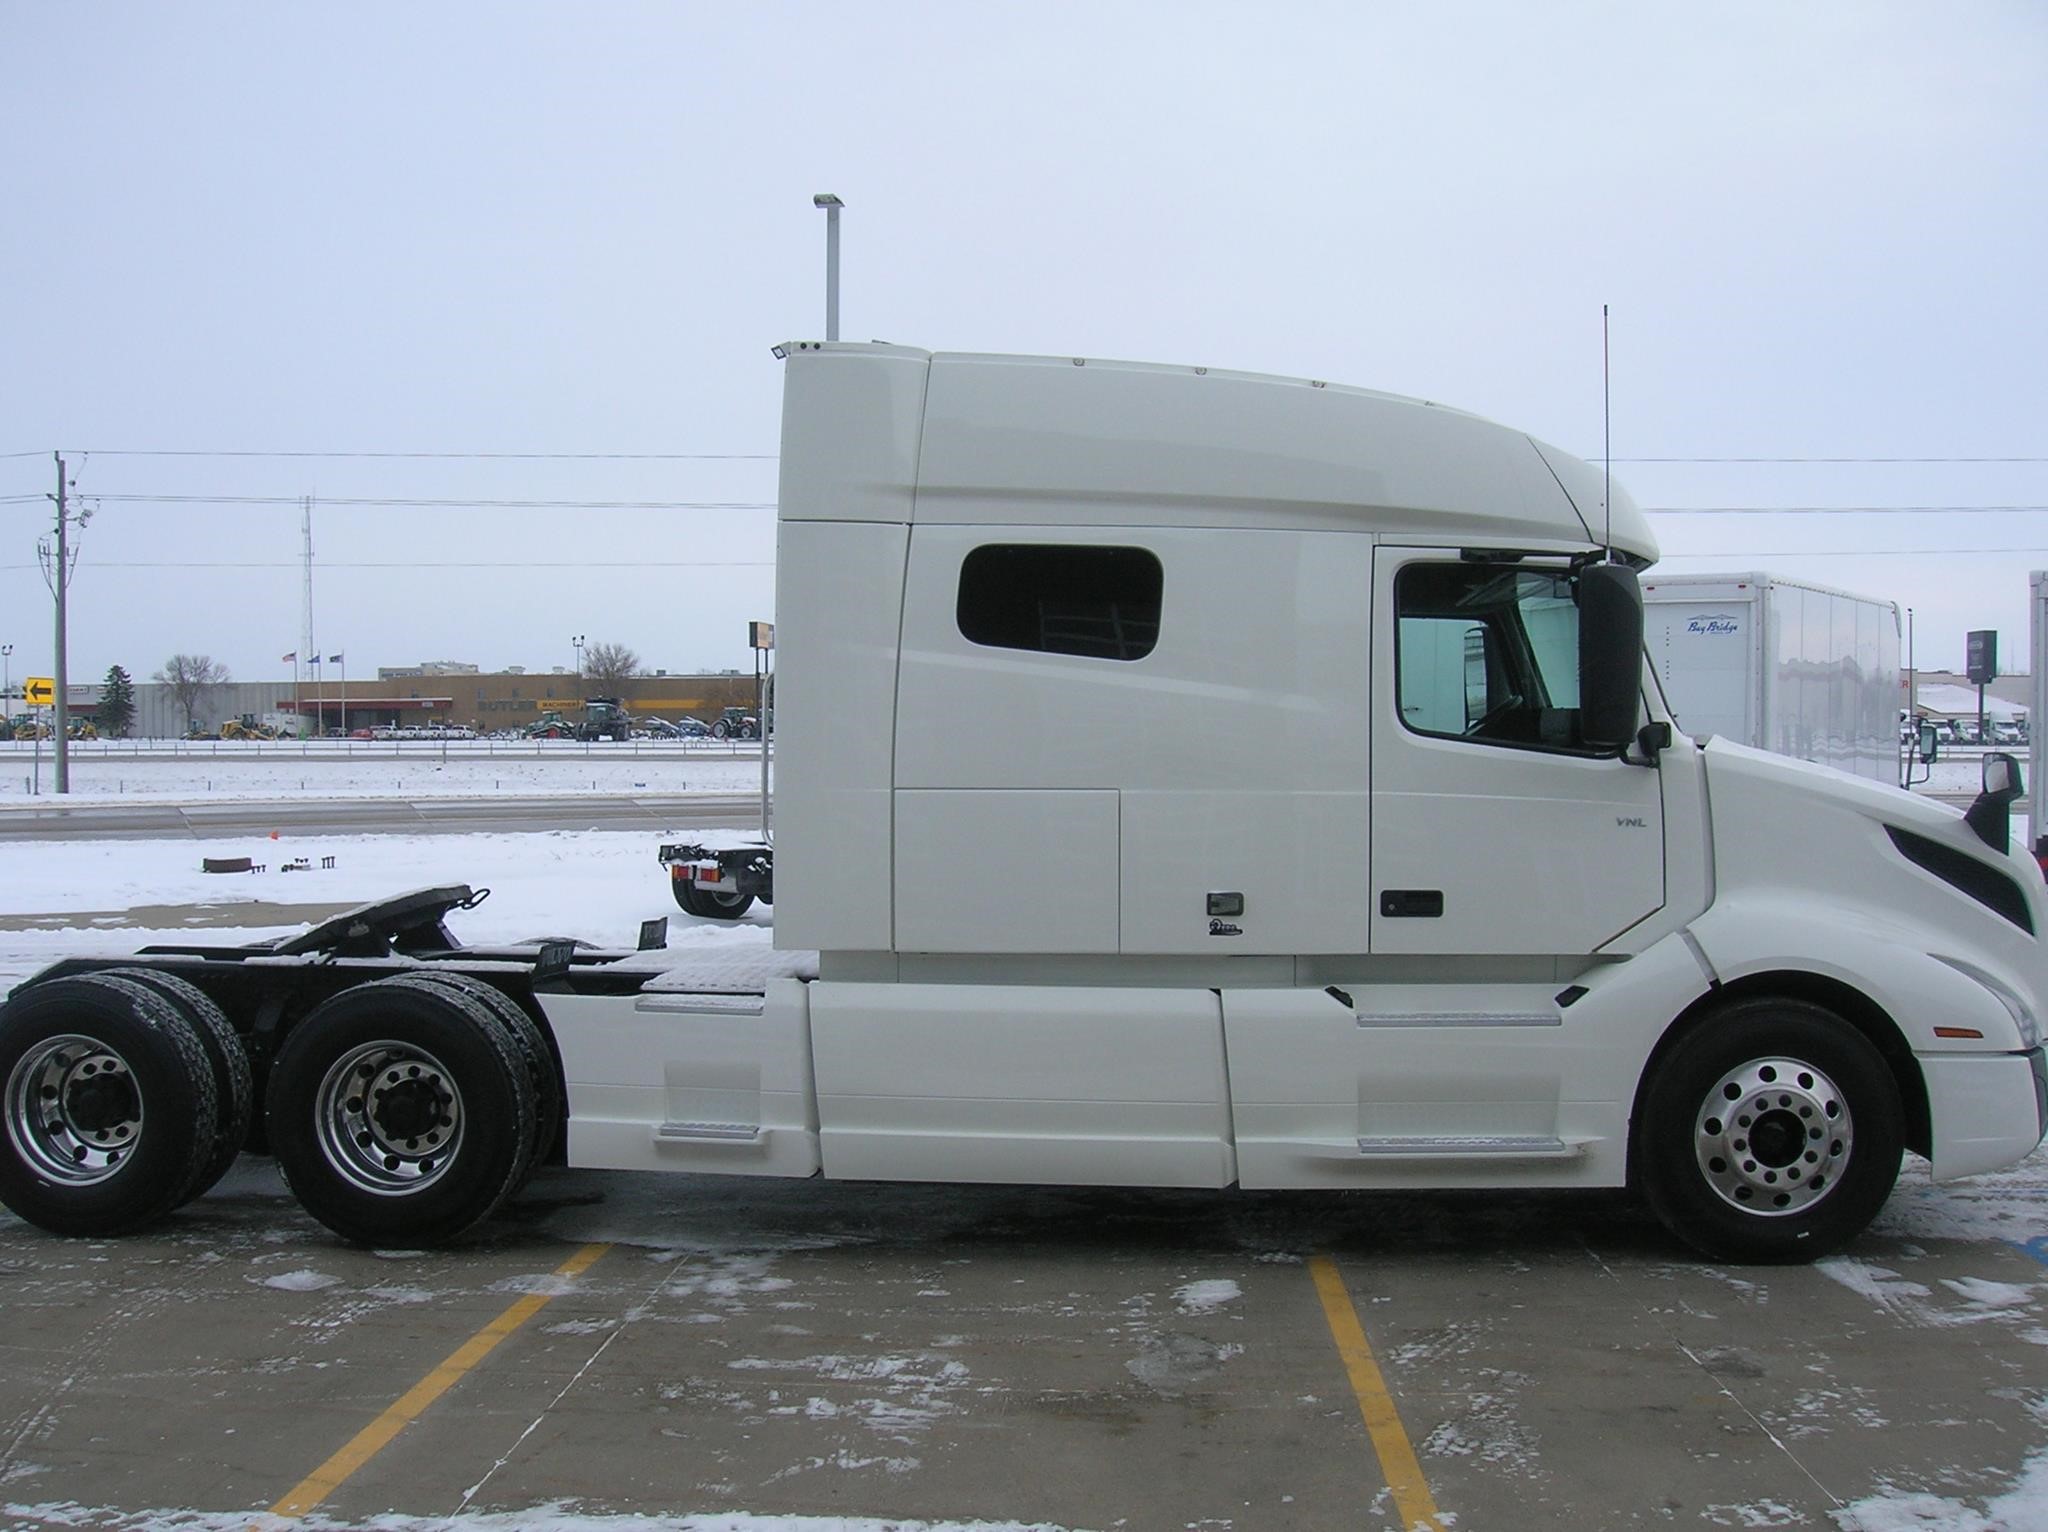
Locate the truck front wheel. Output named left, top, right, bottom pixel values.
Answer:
left=0, top=974, right=220, bottom=1236
left=1635, top=998, right=1902, bottom=1263
left=266, top=979, right=536, bottom=1246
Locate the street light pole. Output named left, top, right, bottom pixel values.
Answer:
left=1, top=644, right=11, bottom=710
left=813, top=193, right=843, bottom=341
left=572, top=634, right=586, bottom=682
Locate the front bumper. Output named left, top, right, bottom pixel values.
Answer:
left=1922, top=1046, right=2048, bottom=1182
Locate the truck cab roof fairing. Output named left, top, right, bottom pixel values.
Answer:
left=774, top=342, right=1659, bottom=561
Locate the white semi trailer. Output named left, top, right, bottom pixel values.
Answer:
left=2033, top=570, right=2046, bottom=856
left=2, top=343, right=2044, bottom=1265
left=1642, top=573, right=1902, bottom=785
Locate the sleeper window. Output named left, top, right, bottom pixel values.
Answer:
left=957, top=544, right=1162, bottom=661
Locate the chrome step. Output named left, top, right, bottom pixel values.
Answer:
left=654, top=1121, right=761, bottom=1144
left=1355, top=1134, right=1576, bottom=1160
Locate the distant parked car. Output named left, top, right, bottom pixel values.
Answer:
left=640, top=716, right=709, bottom=739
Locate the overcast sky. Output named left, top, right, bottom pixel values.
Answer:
left=3, top=3, right=2043, bottom=692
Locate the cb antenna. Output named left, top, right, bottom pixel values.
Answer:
left=1602, top=303, right=1613, bottom=560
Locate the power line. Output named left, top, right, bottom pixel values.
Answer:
left=1646, top=504, right=2048, bottom=516
left=50, top=494, right=777, bottom=511
left=43, top=448, right=778, bottom=461
left=8, top=492, right=2040, bottom=515
left=1658, top=547, right=2048, bottom=558
left=13, top=448, right=2045, bottom=464
left=0, top=559, right=774, bottom=571
left=1612, top=455, right=2048, bottom=465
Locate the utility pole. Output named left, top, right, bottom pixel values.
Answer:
left=45, top=454, right=78, bottom=793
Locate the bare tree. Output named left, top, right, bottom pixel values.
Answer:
left=580, top=641, right=641, bottom=697
left=153, top=653, right=230, bottom=735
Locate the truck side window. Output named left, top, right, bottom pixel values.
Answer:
left=1395, top=562, right=1590, bottom=750
left=957, top=544, right=1162, bottom=661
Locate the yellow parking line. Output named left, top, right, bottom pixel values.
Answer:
left=1309, top=1253, right=1446, bottom=1531
left=262, top=1242, right=611, bottom=1523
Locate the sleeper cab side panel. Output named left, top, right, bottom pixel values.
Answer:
left=808, top=981, right=1236, bottom=1187
left=895, top=789, right=1120, bottom=953
left=892, top=524, right=1375, bottom=956
left=542, top=979, right=819, bottom=1176
left=771, top=519, right=911, bottom=953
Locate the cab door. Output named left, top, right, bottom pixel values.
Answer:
left=1369, top=548, right=1664, bottom=955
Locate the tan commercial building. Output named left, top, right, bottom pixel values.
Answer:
left=122, top=671, right=764, bottom=736
left=288, top=670, right=765, bottom=733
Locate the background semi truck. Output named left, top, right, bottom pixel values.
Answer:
left=1642, top=572, right=1901, bottom=784
left=1, top=342, right=2043, bottom=1268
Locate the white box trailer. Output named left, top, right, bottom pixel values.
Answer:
left=2, top=342, right=2043, bottom=1267
left=1642, top=573, right=1901, bottom=785
left=2033, top=570, right=2046, bottom=843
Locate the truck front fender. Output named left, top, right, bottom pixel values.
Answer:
left=1686, top=895, right=2032, bottom=1056
left=1686, top=894, right=2046, bottom=1180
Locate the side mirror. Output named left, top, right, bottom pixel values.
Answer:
left=1964, top=751, right=2025, bottom=853
left=1916, top=721, right=1939, bottom=765
left=1578, top=562, right=1643, bottom=753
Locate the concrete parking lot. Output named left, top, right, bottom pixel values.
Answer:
left=5, top=1157, right=2047, bottom=1531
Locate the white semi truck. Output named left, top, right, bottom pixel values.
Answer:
left=1642, top=573, right=1902, bottom=785
left=3, top=343, right=2044, bottom=1265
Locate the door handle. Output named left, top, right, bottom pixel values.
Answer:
left=1380, top=889, right=1444, bottom=918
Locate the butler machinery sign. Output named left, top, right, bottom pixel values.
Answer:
left=1967, top=629, right=1998, bottom=686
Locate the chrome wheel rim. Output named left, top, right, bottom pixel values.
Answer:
left=1695, top=1056, right=1852, bottom=1216
left=314, top=1041, right=464, bottom=1196
left=5, top=1034, right=144, bottom=1185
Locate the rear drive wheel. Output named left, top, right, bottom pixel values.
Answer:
left=1635, top=998, right=1902, bottom=1263
left=0, top=973, right=220, bottom=1236
left=266, top=978, right=535, bottom=1246
left=114, top=968, right=253, bottom=1203
left=385, top=972, right=561, bottom=1183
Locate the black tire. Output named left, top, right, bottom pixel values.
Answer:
left=675, top=880, right=756, bottom=920
left=738, top=721, right=758, bottom=739
left=710, top=720, right=730, bottom=739
left=0, top=973, right=220, bottom=1237
left=265, top=978, right=536, bottom=1246
left=114, top=968, right=253, bottom=1204
left=1634, top=998, right=1903, bottom=1263
left=385, top=972, right=561, bottom=1182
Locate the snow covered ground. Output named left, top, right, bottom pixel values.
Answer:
left=0, top=829, right=768, bottom=997
left=0, top=744, right=768, bottom=803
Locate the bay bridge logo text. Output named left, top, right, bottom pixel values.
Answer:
left=1685, top=614, right=1741, bottom=636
